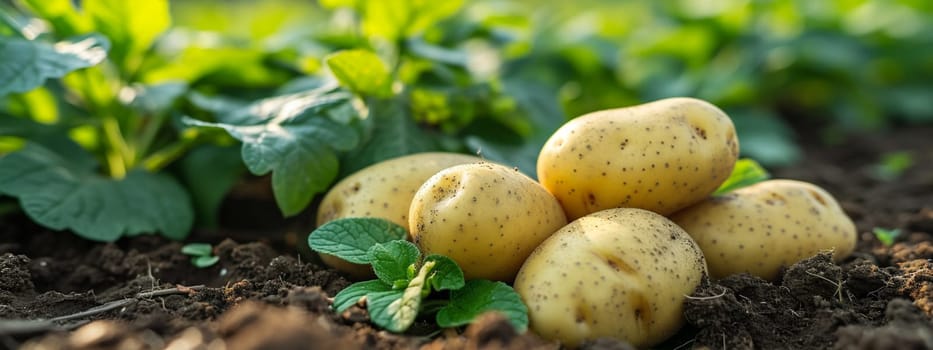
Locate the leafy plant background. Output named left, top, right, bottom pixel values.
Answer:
left=1, top=0, right=931, bottom=240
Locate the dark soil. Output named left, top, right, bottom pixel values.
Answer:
left=1, top=126, right=932, bottom=350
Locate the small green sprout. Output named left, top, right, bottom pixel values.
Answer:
left=872, top=227, right=902, bottom=246
left=308, top=218, right=528, bottom=333
left=871, top=151, right=913, bottom=181
left=181, top=243, right=220, bottom=268
left=714, top=158, right=771, bottom=195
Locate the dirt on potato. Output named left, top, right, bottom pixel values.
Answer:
left=1, top=126, right=932, bottom=349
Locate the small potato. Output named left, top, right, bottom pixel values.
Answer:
left=316, top=152, right=483, bottom=278
left=409, top=162, right=567, bottom=281
left=670, top=179, right=857, bottom=281
left=514, top=208, right=707, bottom=348
left=537, top=97, right=739, bottom=220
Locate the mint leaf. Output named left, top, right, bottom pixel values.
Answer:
left=0, top=35, right=109, bottom=96
left=183, top=87, right=360, bottom=216
left=325, top=50, right=392, bottom=97
left=714, top=158, right=770, bottom=195
left=308, top=218, right=408, bottom=264
left=367, top=258, right=437, bottom=332
left=83, top=0, right=169, bottom=73
left=424, top=255, right=464, bottom=291
left=369, top=241, right=421, bottom=287
left=333, top=280, right=393, bottom=313
left=366, top=289, right=408, bottom=332
left=181, top=243, right=212, bottom=256
left=0, top=143, right=193, bottom=241
left=340, top=98, right=439, bottom=176
left=437, top=280, right=529, bottom=332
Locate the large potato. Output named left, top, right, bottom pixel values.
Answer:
left=409, top=162, right=567, bottom=281
left=514, top=208, right=707, bottom=348
left=316, top=152, right=483, bottom=278
left=537, top=97, right=739, bottom=220
left=670, top=179, right=857, bottom=281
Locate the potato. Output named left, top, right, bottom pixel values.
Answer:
left=409, top=162, right=567, bottom=281
left=537, top=97, right=739, bottom=220
left=670, top=179, right=857, bottom=281
left=316, top=152, right=483, bottom=278
left=514, top=208, right=707, bottom=348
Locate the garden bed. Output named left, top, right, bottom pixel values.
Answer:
left=1, top=126, right=932, bottom=349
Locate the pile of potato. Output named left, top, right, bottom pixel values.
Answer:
left=315, top=97, right=857, bottom=348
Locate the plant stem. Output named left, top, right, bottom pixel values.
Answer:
left=101, top=117, right=128, bottom=178
left=141, top=131, right=200, bottom=172
left=135, top=113, right=166, bottom=161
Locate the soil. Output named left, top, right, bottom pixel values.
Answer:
left=1, top=126, right=932, bottom=350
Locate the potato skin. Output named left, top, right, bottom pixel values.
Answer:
left=514, top=208, right=707, bottom=348
left=537, top=97, right=739, bottom=220
left=670, top=179, right=857, bottom=281
left=315, top=152, right=483, bottom=278
left=409, top=162, right=567, bottom=282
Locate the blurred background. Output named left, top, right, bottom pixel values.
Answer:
left=166, top=0, right=933, bottom=166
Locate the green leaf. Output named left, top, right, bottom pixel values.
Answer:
left=423, top=255, right=464, bottom=292
left=128, top=82, right=188, bottom=115
left=340, top=98, right=439, bottom=176
left=183, top=87, right=360, bottom=216
left=369, top=240, right=421, bottom=287
left=181, top=243, right=212, bottom=256
left=178, top=145, right=245, bottom=227
left=0, top=143, right=193, bottom=241
left=191, top=255, right=219, bottom=268
left=0, top=35, right=109, bottom=96
left=872, top=227, right=902, bottom=247
left=308, top=218, right=409, bottom=264
left=436, top=280, right=528, bottom=332
left=332, top=280, right=393, bottom=313
left=365, top=289, right=408, bottom=332
left=325, top=49, right=392, bottom=97
left=83, top=0, right=170, bottom=73
left=367, top=258, right=436, bottom=333
left=713, top=158, right=770, bottom=195
left=362, top=0, right=464, bottom=42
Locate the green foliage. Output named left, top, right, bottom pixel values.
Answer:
left=325, top=50, right=392, bottom=97
left=0, top=35, right=109, bottom=95
left=436, top=280, right=528, bottom=331
left=181, top=243, right=219, bottom=268
left=0, top=142, right=192, bottom=241
left=309, top=218, right=528, bottom=333
left=308, top=218, right=408, bottom=264
left=714, top=158, right=771, bottom=195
